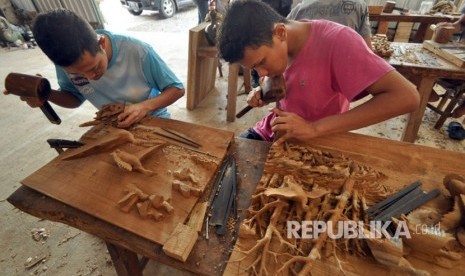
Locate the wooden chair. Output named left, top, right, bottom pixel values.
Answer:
left=427, top=79, right=465, bottom=129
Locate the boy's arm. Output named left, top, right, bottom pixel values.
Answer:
left=271, top=71, right=420, bottom=144
left=12, top=68, right=85, bottom=109
left=117, top=86, right=185, bottom=128
left=117, top=47, right=185, bottom=128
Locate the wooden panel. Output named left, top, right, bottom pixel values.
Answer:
left=423, top=40, right=465, bottom=68
left=187, top=23, right=218, bottom=110
left=20, top=117, right=234, bottom=246
left=394, top=22, right=414, bottom=42
left=7, top=138, right=271, bottom=276
left=225, top=132, right=465, bottom=275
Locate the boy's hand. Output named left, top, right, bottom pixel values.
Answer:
left=117, top=103, right=150, bottom=128
left=270, top=108, right=314, bottom=145
left=246, top=87, right=268, bottom=107
left=4, top=89, right=45, bottom=108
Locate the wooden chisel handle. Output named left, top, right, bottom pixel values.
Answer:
left=40, top=101, right=61, bottom=124
left=235, top=105, right=253, bottom=118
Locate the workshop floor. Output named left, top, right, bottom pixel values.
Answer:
left=0, top=1, right=464, bottom=275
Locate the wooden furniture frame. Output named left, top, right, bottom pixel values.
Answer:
left=187, top=23, right=251, bottom=122
left=369, top=11, right=459, bottom=43
left=427, top=79, right=465, bottom=128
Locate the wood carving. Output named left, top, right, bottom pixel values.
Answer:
left=62, top=128, right=135, bottom=160
left=363, top=228, right=428, bottom=276
left=117, top=192, right=139, bottom=213
left=173, top=167, right=199, bottom=185
left=457, top=226, right=465, bottom=247
left=443, top=174, right=465, bottom=197
left=440, top=197, right=463, bottom=231
left=226, top=143, right=392, bottom=275
left=79, top=103, right=125, bottom=127
left=110, top=144, right=165, bottom=176
left=226, top=143, right=464, bottom=275
left=173, top=180, right=202, bottom=198
left=118, top=183, right=173, bottom=222
left=171, top=167, right=203, bottom=198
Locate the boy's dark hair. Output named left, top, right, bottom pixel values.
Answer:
left=217, top=0, right=287, bottom=63
left=32, top=9, right=100, bottom=67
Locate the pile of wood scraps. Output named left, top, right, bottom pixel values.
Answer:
left=392, top=43, right=441, bottom=66
left=372, top=34, right=394, bottom=58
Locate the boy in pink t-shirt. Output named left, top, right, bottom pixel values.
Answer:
left=218, top=0, right=420, bottom=144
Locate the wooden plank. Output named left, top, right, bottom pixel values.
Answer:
left=394, top=22, right=414, bottom=42
left=187, top=23, right=217, bottom=110
left=162, top=223, right=198, bottom=262
left=7, top=138, right=271, bottom=276
left=20, top=117, right=234, bottom=246
left=187, top=201, right=208, bottom=233
left=225, top=133, right=465, bottom=275
left=423, top=40, right=465, bottom=68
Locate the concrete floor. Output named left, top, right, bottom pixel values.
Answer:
left=0, top=0, right=464, bottom=275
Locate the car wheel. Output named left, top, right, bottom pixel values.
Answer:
left=128, top=8, right=143, bottom=15
left=159, top=0, right=175, bottom=18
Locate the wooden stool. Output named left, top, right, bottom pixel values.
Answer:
left=427, top=79, right=465, bottom=129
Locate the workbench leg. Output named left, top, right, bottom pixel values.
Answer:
left=401, top=77, right=436, bottom=143
left=106, top=241, right=143, bottom=276
left=243, top=68, right=251, bottom=94
left=227, top=63, right=239, bottom=122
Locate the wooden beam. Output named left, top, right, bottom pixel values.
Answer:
left=187, top=201, right=208, bottom=233
left=162, top=223, right=198, bottom=262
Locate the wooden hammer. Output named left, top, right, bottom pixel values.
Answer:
left=5, top=72, right=61, bottom=124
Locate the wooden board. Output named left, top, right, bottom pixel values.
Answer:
left=394, top=22, right=414, bottom=42
left=21, top=117, right=234, bottom=246
left=187, top=23, right=218, bottom=110
left=225, top=132, right=465, bottom=275
left=423, top=40, right=465, bottom=68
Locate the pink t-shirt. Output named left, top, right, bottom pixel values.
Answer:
left=253, top=20, right=394, bottom=141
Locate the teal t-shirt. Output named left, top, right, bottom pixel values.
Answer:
left=55, top=29, right=183, bottom=118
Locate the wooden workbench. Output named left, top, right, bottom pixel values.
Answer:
left=388, top=42, right=465, bottom=142
left=7, top=137, right=270, bottom=276
left=8, top=132, right=465, bottom=275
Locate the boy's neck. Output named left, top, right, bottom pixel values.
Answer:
left=286, top=21, right=311, bottom=63
left=100, top=35, right=113, bottom=63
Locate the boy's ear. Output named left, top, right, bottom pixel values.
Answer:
left=272, top=23, right=287, bottom=41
